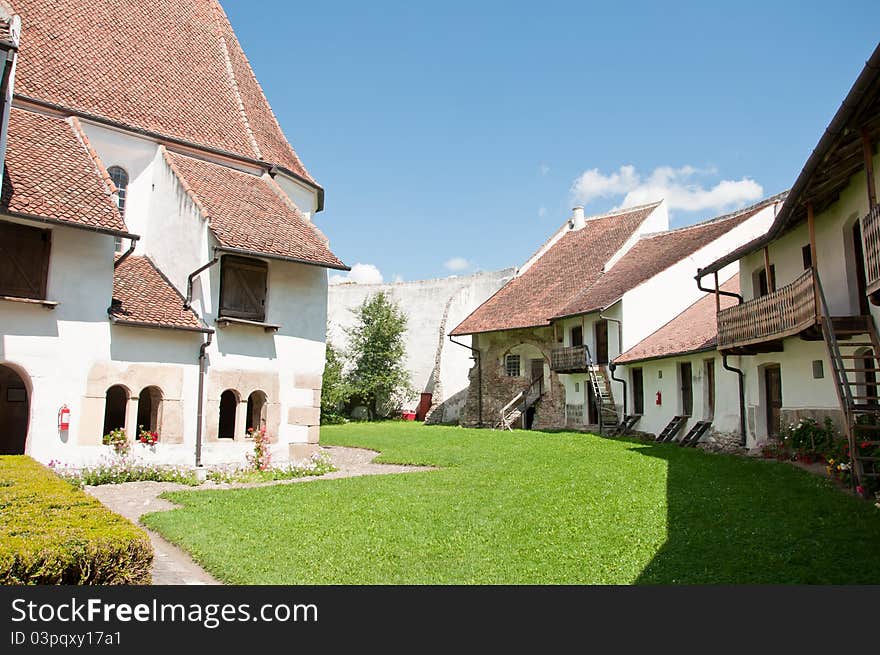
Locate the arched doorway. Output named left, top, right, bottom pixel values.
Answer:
left=102, top=385, right=129, bottom=436
left=136, top=386, right=163, bottom=434
left=0, top=364, right=29, bottom=454
left=246, top=390, right=268, bottom=434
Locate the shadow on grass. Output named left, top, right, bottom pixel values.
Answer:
left=629, top=441, right=880, bottom=584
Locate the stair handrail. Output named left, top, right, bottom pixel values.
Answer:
left=583, top=345, right=605, bottom=433
left=815, top=273, right=855, bottom=410
left=499, top=375, right=545, bottom=430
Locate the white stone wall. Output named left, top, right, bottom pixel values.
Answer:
left=327, top=269, right=514, bottom=420
left=1, top=119, right=332, bottom=467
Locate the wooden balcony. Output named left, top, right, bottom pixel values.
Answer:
left=551, top=345, right=589, bottom=372
left=717, top=268, right=818, bottom=353
left=861, top=205, right=880, bottom=296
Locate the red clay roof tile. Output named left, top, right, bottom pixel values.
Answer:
left=12, top=0, right=316, bottom=184
left=164, top=150, right=347, bottom=269
left=450, top=204, right=659, bottom=336
left=1, top=107, right=127, bottom=233
left=615, top=274, right=740, bottom=364
left=110, top=256, right=205, bottom=331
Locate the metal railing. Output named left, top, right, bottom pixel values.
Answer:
left=717, top=268, right=817, bottom=351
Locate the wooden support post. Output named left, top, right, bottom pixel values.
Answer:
left=763, top=246, right=775, bottom=292
left=862, top=129, right=877, bottom=210
left=714, top=271, right=721, bottom=314
left=808, top=202, right=820, bottom=321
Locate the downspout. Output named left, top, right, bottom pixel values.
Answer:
left=113, top=235, right=139, bottom=269
left=449, top=335, right=483, bottom=427
left=722, top=353, right=747, bottom=447
left=184, top=254, right=220, bottom=310
left=695, top=270, right=743, bottom=304
left=195, top=331, right=213, bottom=468
left=600, top=311, right=626, bottom=418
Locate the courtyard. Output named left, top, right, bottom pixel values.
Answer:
left=141, top=423, right=880, bottom=584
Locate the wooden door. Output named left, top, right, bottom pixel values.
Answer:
left=632, top=367, right=644, bottom=415
left=853, top=221, right=870, bottom=315
left=764, top=365, right=783, bottom=438
left=680, top=362, right=693, bottom=416
left=570, top=325, right=583, bottom=347
left=704, top=359, right=715, bottom=419
left=595, top=320, right=608, bottom=364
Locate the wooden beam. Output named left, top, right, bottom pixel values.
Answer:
left=714, top=271, right=721, bottom=315
left=808, top=202, right=820, bottom=320
left=763, top=246, right=775, bottom=292
left=862, top=128, right=877, bottom=210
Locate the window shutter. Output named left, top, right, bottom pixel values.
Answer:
left=0, top=222, right=50, bottom=299
left=219, top=255, right=267, bottom=321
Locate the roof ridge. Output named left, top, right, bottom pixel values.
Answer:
left=208, top=0, right=262, bottom=161
left=585, top=200, right=663, bottom=222
left=67, top=114, right=124, bottom=222
left=642, top=191, right=789, bottom=239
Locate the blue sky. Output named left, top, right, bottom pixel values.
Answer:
left=222, top=0, right=880, bottom=283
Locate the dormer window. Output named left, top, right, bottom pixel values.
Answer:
left=219, top=255, right=268, bottom=322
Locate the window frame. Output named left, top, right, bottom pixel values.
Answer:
left=504, top=354, right=521, bottom=378
left=218, top=255, right=269, bottom=322
left=107, top=165, right=129, bottom=216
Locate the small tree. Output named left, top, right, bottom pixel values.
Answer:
left=346, top=292, right=413, bottom=419
left=320, top=342, right=349, bottom=423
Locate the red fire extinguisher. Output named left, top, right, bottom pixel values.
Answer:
left=655, top=391, right=662, bottom=406
left=58, top=405, right=70, bottom=431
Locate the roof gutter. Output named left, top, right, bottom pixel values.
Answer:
left=699, top=43, right=880, bottom=277
left=695, top=271, right=743, bottom=304
left=213, top=245, right=350, bottom=271
left=2, top=210, right=137, bottom=240
left=107, top=317, right=215, bottom=334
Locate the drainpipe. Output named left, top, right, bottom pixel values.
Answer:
left=113, top=235, right=140, bottom=269
left=600, top=311, right=626, bottom=418
left=608, top=362, right=627, bottom=418
left=195, top=331, right=213, bottom=468
left=695, top=270, right=743, bottom=304
left=184, top=254, right=220, bottom=310
left=449, top=335, right=483, bottom=427
left=722, top=353, right=747, bottom=447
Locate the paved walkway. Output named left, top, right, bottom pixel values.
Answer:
left=86, top=446, right=434, bottom=585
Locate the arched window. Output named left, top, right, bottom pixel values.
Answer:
left=218, top=390, right=238, bottom=439
left=246, top=390, right=268, bottom=434
left=107, top=166, right=129, bottom=214
left=103, top=385, right=128, bottom=436
left=136, top=386, right=163, bottom=435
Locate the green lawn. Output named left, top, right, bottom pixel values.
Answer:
left=142, top=423, right=880, bottom=584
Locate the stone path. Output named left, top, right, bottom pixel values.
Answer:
left=86, top=445, right=434, bottom=585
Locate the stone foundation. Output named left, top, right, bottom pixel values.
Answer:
left=698, top=429, right=746, bottom=455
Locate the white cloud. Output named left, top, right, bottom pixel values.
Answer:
left=570, top=164, right=763, bottom=215
left=328, top=263, right=384, bottom=285
left=444, top=257, right=471, bottom=272
left=539, top=164, right=550, bottom=176
left=538, top=206, right=547, bottom=218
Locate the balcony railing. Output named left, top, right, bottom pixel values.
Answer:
left=717, top=268, right=817, bottom=351
left=861, top=205, right=880, bottom=295
left=551, top=345, right=589, bottom=372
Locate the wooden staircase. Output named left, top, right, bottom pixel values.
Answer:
left=611, top=414, right=641, bottom=436
left=655, top=415, right=687, bottom=442
left=497, top=376, right=544, bottom=431
left=586, top=358, right=618, bottom=432
left=816, top=277, right=880, bottom=494
left=679, top=421, right=711, bottom=447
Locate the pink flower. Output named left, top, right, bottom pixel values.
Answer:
left=856, top=485, right=865, bottom=496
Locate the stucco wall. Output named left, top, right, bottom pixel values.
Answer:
left=327, top=268, right=513, bottom=421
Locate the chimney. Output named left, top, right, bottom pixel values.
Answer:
left=570, top=206, right=586, bottom=230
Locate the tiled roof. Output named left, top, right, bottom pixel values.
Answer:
left=12, top=0, right=316, bottom=184
left=615, top=275, right=740, bottom=364
left=450, top=204, right=659, bottom=336
left=110, top=256, right=206, bottom=331
left=552, top=201, right=770, bottom=319
left=1, top=107, right=127, bottom=233
left=164, top=150, right=347, bottom=269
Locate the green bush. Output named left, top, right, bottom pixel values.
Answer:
left=0, top=456, right=153, bottom=585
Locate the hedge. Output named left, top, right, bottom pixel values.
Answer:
left=0, top=456, right=153, bottom=585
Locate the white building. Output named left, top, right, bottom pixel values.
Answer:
left=695, top=42, right=880, bottom=490
left=0, top=0, right=348, bottom=466
left=450, top=196, right=780, bottom=431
